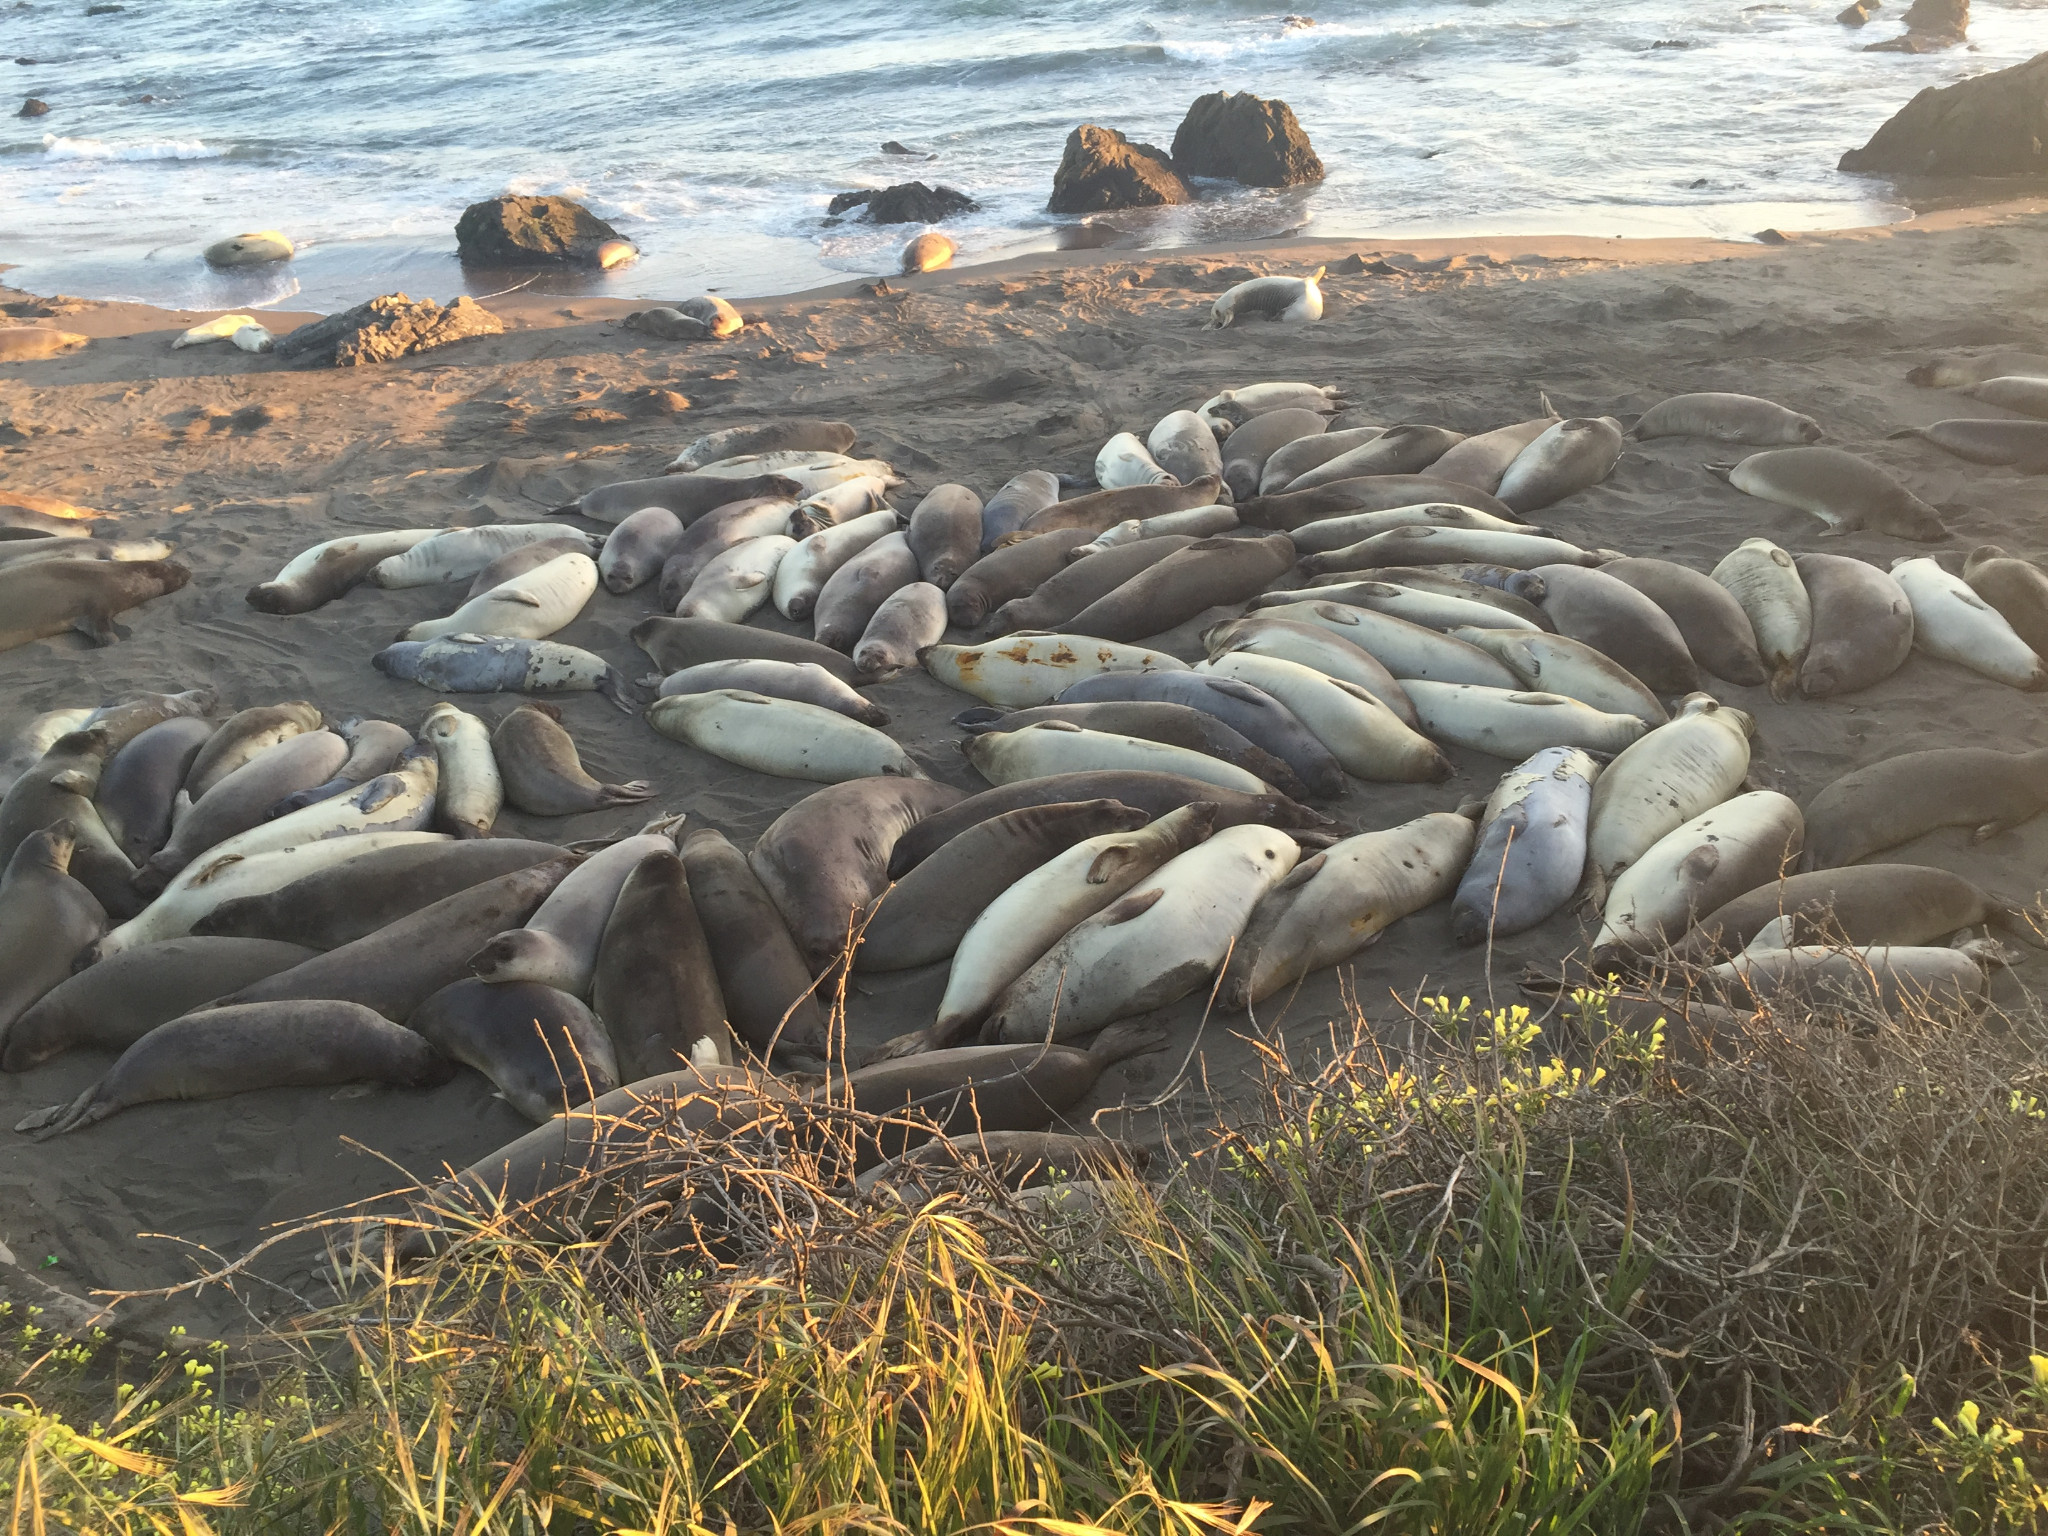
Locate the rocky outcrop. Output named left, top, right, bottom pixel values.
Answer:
left=828, top=182, right=979, bottom=223
left=454, top=195, right=634, bottom=268
left=1837, top=0, right=1878, bottom=23
left=276, top=293, right=503, bottom=368
left=1840, top=49, right=2048, bottom=174
left=1864, top=0, right=1967, bottom=50
left=1170, top=91, right=1323, bottom=187
left=1047, top=125, right=1191, bottom=214
left=18, top=98, right=48, bottom=118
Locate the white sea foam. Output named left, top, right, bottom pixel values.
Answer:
left=42, top=135, right=225, bottom=162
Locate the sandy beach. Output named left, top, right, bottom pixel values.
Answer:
left=3, top=199, right=2047, bottom=1338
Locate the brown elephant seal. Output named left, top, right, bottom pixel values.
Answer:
left=886, top=768, right=1332, bottom=878
left=1631, top=392, right=1822, bottom=445
left=1050, top=670, right=1350, bottom=796
left=1890, top=419, right=2048, bottom=473
left=853, top=581, right=948, bottom=678
left=410, top=979, right=620, bottom=1123
left=1495, top=417, right=1624, bottom=513
left=1238, top=474, right=1520, bottom=530
left=977, top=470, right=1061, bottom=551
left=0, top=328, right=88, bottom=361
left=812, top=531, right=919, bottom=651
left=139, top=728, right=350, bottom=889
left=1015, top=477, right=1224, bottom=542
left=1425, top=413, right=1558, bottom=495
left=592, top=849, right=737, bottom=1080
left=947, top=527, right=1093, bottom=627
left=1665, top=864, right=2040, bottom=965
left=1962, top=546, right=2048, bottom=657
left=599, top=507, right=687, bottom=595
left=677, top=828, right=828, bottom=1061
left=1219, top=408, right=1328, bottom=499
left=854, top=799, right=1153, bottom=973
left=632, top=615, right=864, bottom=684
left=1061, top=533, right=1297, bottom=643
left=467, top=832, right=670, bottom=996
left=1907, top=350, right=2048, bottom=388
left=1530, top=564, right=1698, bottom=693
left=0, top=827, right=106, bottom=1048
left=1596, top=557, right=1766, bottom=687
left=670, top=420, right=857, bottom=472
left=658, top=658, right=887, bottom=725
left=269, top=717, right=416, bottom=817
left=192, top=838, right=562, bottom=950
left=1281, top=424, right=1467, bottom=494
left=0, top=558, right=190, bottom=651
left=3, top=936, right=317, bottom=1070
left=17, top=1001, right=456, bottom=1139
left=985, top=534, right=1198, bottom=637
left=656, top=497, right=798, bottom=607
left=464, top=536, right=596, bottom=600
left=247, top=533, right=433, bottom=614
left=0, top=729, right=137, bottom=917
left=217, top=854, right=578, bottom=1018
left=1720, top=447, right=1946, bottom=540
left=954, top=701, right=1308, bottom=800
left=83, top=688, right=218, bottom=753
left=94, top=715, right=214, bottom=864
left=905, top=483, right=984, bottom=588
left=186, top=702, right=324, bottom=799
left=1801, top=748, right=2048, bottom=869
left=1793, top=554, right=1913, bottom=699
left=749, top=778, right=965, bottom=975
left=552, top=472, right=802, bottom=526
left=491, top=703, right=652, bottom=816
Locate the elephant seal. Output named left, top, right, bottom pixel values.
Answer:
left=186, top=703, right=323, bottom=799
left=1240, top=474, right=1522, bottom=531
left=1219, top=408, right=1329, bottom=500
left=1447, top=628, right=1665, bottom=726
left=449, top=536, right=592, bottom=598
left=1961, top=377, right=2048, bottom=419
left=1907, top=350, right=2048, bottom=388
left=947, top=528, right=1093, bottom=627
left=1963, top=546, right=2048, bottom=658
left=649, top=689, right=922, bottom=782
left=593, top=850, right=735, bottom=1080
left=1207, top=268, right=1324, bottom=328
left=956, top=701, right=1307, bottom=799
left=220, top=854, right=578, bottom=1017
left=205, top=230, right=294, bottom=265
left=812, top=532, right=919, bottom=651
left=1062, top=534, right=1296, bottom=643
left=372, top=524, right=597, bottom=589
left=0, top=536, right=173, bottom=572
left=632, top=615, right=862, bottom=684
left=775, top=509, right=898, bottom=618
left=0, top=707, right=95, bottom=798
left=1201, top=652, right=1452, bottom=781
left=986, top=824, right=1299, bottom=1042
left=1891, top=556, right=2047, bottom=689
left=1800, top=748, right=2048, bottom=870
left=1305, top=526, right=1593, bottom=576
left=192, top=837, right=560, bottom=949
left=658, top=498, right=798, bottom=607
left=373, top=635, right=639, bottom=712
left=1705, top=945, right=1991, bottom=1018
left=1453, top=749, right=1597, bottom=944
left=1793, top=554, right=1913, bottom=698
left=750, top=778, right=965, bottom=974
left=0, top=827, right=106, bottom=1047
left=599, top=507, right=687, bottom=594
left=492, top=703, right=652, bottom=817
left=419, top=702, right=500, bottom=838
left=466, top=834, right=671, bottom=997
left=1426, top=412, right=1560, bottom=495
left=978, top=471, right=1062, bottom=551
left=0, top=328, right=88, bottom=361
left=1204, top=614, right=1420, bottom=725
left=1719, top=447, right=1945, bottom=540
left=0, top=558, right=189, bottom=650
left=1016, top=477, right=1224, bottom=542
left=659, top=659, right=886, bottom=725
left=1050, top=670, right=1348, bottom=799
left=1596, top=556, right=1765, bottom=686
left=1097, top=431, right=1177, bottom=490
left=1222, top=810, right=1477, bottom=1006
left=411, top=979, right=620, bottom=1123
left=1260, top=425, right=1387, bottom=496
left=552, top=472, right=802, bottom=526
left=1586, top=695, right=1753, bottom=890
left=141, top=728, right=350, bottom=888
left=3, top=936, right=316, bottom=1071
left=1666, top=864, right=2039, bottom=965
left=1147, top=410, right=1227, bottom=491
left=18, top=1001, right=455, bottom=1139
left=925, top=635, right=1188, bottom=709
left=1495, top=418, right=1624, bottom=514
left=1197, top=382, right=1346, bottom=437
left=83, top=687, right=215, bottom=753
left=906, top=484, right=984, bottom=588
left=402, top=551, right=597, bottom=644
left=986, top=534, right=1198, bottom=637
left=677, top=828, right=828, bottom=1061
left=856, top=799, right=1154, bottom=973
left=854, top=582, right=948, bottom=677
left=1530, top=564, right=1698, bottom=693
left=1631, top=392, right=1822, bottom=445
left=1592, top=790, right=1804, bottom=965
left=94, top=715, right=214, bottom=864
left=1890, top=419, right=2048, bottom=473
left=1276, top=578, right=1539, bottom=636
left=901, top=232, right=956, bottom=273
left=0, top=729, right=136, bottom=917
left=1402, top=679, right=1643, bottom=759
left=962, top=721, right=1273, bottom=796
left=1281, top=425, right=1467, bottom=494
left=270, top=718, right=416, bottom=817
left=670, top=420, right=857, bottom=472
left=1710, top=538, right=1810, bottom=700
left=248, top=529, right=439, bottom=613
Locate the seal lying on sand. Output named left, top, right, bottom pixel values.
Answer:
left=0, top=559, right=190, bottom=650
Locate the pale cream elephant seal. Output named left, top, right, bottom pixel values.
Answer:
left=901, top=232, right=957, bottom=273
left=1208, top=268, right=1324, bottom=328
left=203, top=230, right=294, bottom=267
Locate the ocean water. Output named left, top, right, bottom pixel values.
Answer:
left=0, top=0, right=2042, bottom=313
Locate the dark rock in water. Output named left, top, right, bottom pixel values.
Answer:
left=1170, top=90, right=1323, bottom=187
left=455, top=194, right=630, bottom=267
left=276, top=293, right=504, bottom=368
left=85, top=3, right=123, bottom=12
left=864, top=181, right=978, bottom=224
left=1048, top=124, right=1191, bottom=214
left=1755, top=227, right=1790, bottom=244
left=17, top=96, right=47, bottom=117
left=1840, top=48, right=2046, bottom=174
left=880, top=140, right=919, bottom=155
left=827, top=189, right=874, bottom=216
left=1863, top=0, right=1967, bottom=49
left=1837, top=0, right=1878, bottom=24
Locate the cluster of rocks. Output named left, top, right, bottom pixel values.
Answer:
left=826, top=182, right=979, bottom=225
left=274, top=293, right=504, bottom=368
left=1049, top=90, right=1323, bottom=214
left=1841, top=47, right=2048, bottom=176
left=1842, top=0, right=1970, bottom=51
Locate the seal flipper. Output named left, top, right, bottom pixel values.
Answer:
left=599, top=668, right=643, bottom=715
left=72, top=611, right=120, bottom=646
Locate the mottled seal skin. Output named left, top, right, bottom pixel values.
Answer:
left=1062, top=534, right=1297, bottom=643
left=677, top=828, right=828, bottom=1061
left=0, top=729, right=137, bottom=918
left=17, top=1000, right=456, bottom=1138
left=1666, top=864, right=2040, bottom=965
left=948, top=528, right=1094, bottom=627
left=373, top=635, right=638, bottom=712
left=186, top=703, right=324, bottom=800
left=656, top=498, right=797, bottom=609
left=855, top=798, right=1153, bottom=973
left=854, top=582, right=948, bottom=678
left=215, top=854, right=578, bottom=1019
left=1793, top=554, right=1913, bottom=699
left=599, top=507, right=687, bottom=595
left=1891, top=419, right=2048, bottom=473
left=554, top=471, right=803, bottom=526
left=1531, top=564, right=1698, bottom=693
left=1801, top=747, right=2048, bottom=870
left=1964, top=546, right=2048, bottom=659
left=985, top=535, right=1198, bottom=638
left=491, top=703, right=653, bottom=817
left=0, top=558, right=190, bottom=651
left=592, top=849, right=736, bottom=1081
left=886, top=768, right=1332, bottom=878
left=658, top=659, right=887, bottom=726
left=1451, top=747, right=1597, bottom=944
left=1016, top=477, right=1224, bottom=543
left=750, top=777, right=965, bottom=975
left=813, top=531, right=919, bottom=651
left=1631, top=392, right=1822, bottom=446
left=410, top=978, right=620, bottom=1123
left=978, top=470, right=1062, bottom=552
left=1597, top=556, right=1766, bottom=687
left=955, top=701, right=1308, bottom=801
left=192, top=839, right=562, bottom=950
left=632, top=615, right=863, bottom=685
left=0, top=828, right=106, bottom=1049
left=1219, top=408, right=1329, bottom=500
left=1238, top=475, right=1521, bottom=531
left=467, top=834, right=671, bottom=997
left=4, top=936, right=317, bottom=1071
left=906, top=484, right=985, bottom=589
left=94, top=716, right=214, bottom=864
left=1722, top=447, right=1946, bottom=541
left=465, top=537, right=594, bottom=600
left=141, top=729, right=350, bottom=889
left=670, top=420, right=856, bottom=472
left=269, top=718, right=415, bottom=817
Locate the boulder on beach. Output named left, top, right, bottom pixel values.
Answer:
left=1047, top=125, right=1191, bottom=214
left=1863, top=0, right=1967, bottom=50
left=1170, top=90, right=1324, bottom=188
left=1840, top=49, right=2048, bottom=175
left=275, top=293, right=503, bottom=368
left=827, top=182, right=978, bottom=223
left=18, top=98, right=49, bottom=118
left=455, top=194, right=636, bottom=269
left=203, top=230, right=294, bottom=267
left=1836, top=0, right=1878, bottom=24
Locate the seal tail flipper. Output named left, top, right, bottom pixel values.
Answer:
left=1704, top=462, right=1736, bottom=484
left=548, top=499, right=582, bottom=516
left=1085, top=1019, right=1169, bottom=1064
left=867, top=1027, right=939, bottom=1063
left=599, top=668, right=644, bottom=714
left=599, top=781, right=656, bottom=807
left=1767, top=661, right=1800, bottom=704
left=17, top=1083, right=102, bottom=1138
